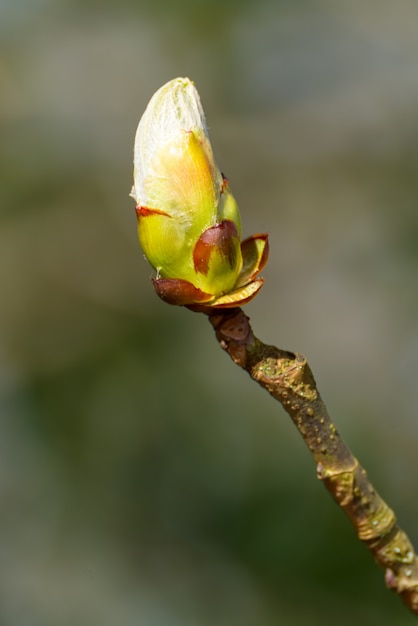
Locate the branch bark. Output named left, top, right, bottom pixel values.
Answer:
left=207, top=307, right=418, bottom=617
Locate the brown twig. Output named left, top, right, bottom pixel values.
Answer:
left=206, top=306, right=418, bottom=617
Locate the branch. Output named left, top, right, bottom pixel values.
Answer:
left=206, top=307, right=418, bottom=617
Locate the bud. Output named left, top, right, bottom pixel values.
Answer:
left=131, top=77, right=268, bottom=308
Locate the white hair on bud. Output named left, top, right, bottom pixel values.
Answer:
left=132, top=78, right=210, bottom=206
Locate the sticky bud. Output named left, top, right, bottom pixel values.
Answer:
left=131, top=77, right=268, bottom=308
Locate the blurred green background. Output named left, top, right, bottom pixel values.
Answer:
left=1, top=0, right=418, bottom=624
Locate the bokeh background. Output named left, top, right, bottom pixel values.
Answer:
left=1, top=0, right=418, bottom=624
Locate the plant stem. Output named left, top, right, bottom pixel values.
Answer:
left=207, top=307, right=418, bottom=617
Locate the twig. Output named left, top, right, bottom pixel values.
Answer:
left=206, top=306, right=418, bottom=617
